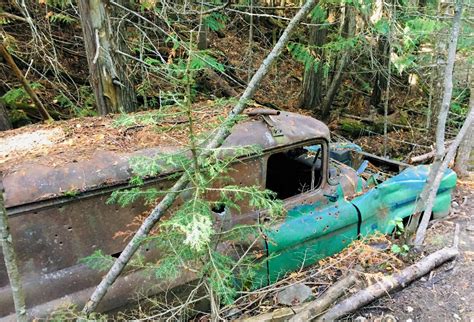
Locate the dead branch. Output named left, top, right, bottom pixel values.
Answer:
left=289, top=274, right=358, bottom=321
left=0, top=44, right=53, bottom=122
left=316, top=246, right=459, bottom=321
left=409, top=140, right=454, bottom=163
left=81, top=0, right=319, bottom=315
left=0, top=12, right=28, bottom=23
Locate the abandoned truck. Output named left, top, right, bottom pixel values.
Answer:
left=0, top=110, right=456, bottom=319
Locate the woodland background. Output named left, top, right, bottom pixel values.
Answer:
left=0, top=0, right=472, bottom=163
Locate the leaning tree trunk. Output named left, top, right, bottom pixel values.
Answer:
left=299, top=23, right=327, bottom=112
left=454, top=122, right=473, bottom=177
left=77, top=0, right=137, bottom=115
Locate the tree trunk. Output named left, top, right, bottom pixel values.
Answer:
left=454, top=122, right=473, bottom=177
left=320, top=5, right=355, bottom=120
left=77, top=0, right=137, bottom=115
left=299, top=23, right=327, bottom=112
left=81, top=0, right=319, bottom=315
left=0, top=184, right=27, bottom=322
left=0, top=99, right=12, bottom=131
left=370, top=36, right=389, bottom=112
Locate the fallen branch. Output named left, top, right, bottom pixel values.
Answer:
left=81, top=0, right=318, bottom=314
left=289, top=274, right=358, bottom=321
left=317, top=227, right=460, bottom=321
left=409, top=140, right=454, bottom=164
left=0, top=12, right=28, bottom=23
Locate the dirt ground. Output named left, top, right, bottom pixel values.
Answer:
left=353, top=174, right=474, bottom=322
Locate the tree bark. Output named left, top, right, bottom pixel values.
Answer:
left=0, top=44, right=53, bottom=122
left=81, top=0, right=319, bottom=315
left=0, top=99, right=12, bottom=131
left=299, top=24, right=327, bottom=112
left=370, top=36, right=389, bottom=112
left=289, top=274, right=357, bottom=321
left=320, top=5, right=355, bottom=120
left=0, top=183, right=27, bottom=322
left=77, top=0, right=137, bottom=115
left=317, top=246, right=459, bottom=321
left=453, top=123, right=473, bottom=177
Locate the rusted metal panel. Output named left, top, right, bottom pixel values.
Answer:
left=3, top=112, right=329, bottom=209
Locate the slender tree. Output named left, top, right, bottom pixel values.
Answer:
left=0, top=183, right=27, bottom=322
left=405, top=0, right=464, bottom=245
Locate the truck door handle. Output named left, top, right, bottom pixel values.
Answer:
left=324, top=194, right=338, bottom=202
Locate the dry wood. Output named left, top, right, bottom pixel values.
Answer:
left=316, top=246, right=459, bottom=321
left=342, top=113, right=412, bottom=130
left=289, top=274, right=358, bottom=321
left=0, top=12, right=28, bottom=23
left=409, top=140, right=454, bottom=163
left=0, top=44, right=52, bottom=122
left=0, top=183, right=27, bottom=322
left=453, top=122, right=473, bottom=177
left=81, top=0, right=319, bottom=314
left=77, top=0, right=137, bottom=115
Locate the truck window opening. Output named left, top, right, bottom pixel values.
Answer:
left=266, top=146, right=323, bottom=200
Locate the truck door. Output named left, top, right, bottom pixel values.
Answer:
left=261, top=143, right=359, bottom=284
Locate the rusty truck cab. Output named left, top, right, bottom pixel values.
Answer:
left=0, top=111, right=360, bottom=319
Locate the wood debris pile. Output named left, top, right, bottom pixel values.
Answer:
left=218, top=234, right=405, bottom=320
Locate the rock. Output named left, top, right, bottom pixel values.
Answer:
left=383, top=314, right=396, bottom=322
left=466, top=225, right=474, bottom=232
left=276, top=283, right=312, bottom=306
left=405, top=306, right=414, bottom=313
left=354, top=316, right=368, bottom=322
left=453, top=313, right=461, bottom=320
left=452, top=201, right=459, bottom=208
left=406, top=319, right=413, bottom=322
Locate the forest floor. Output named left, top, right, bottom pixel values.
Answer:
left=352, top=174, right=474, bottom=321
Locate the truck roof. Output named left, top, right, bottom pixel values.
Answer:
left=2, top=109, right=329, bottom=208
